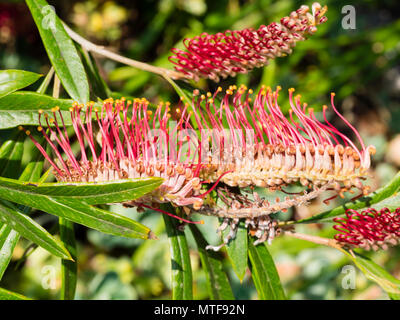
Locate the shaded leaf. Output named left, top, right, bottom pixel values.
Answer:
left=189, top=224, right=234, bottom=299
left=59, top=218, right=77, bottom=300
left=0, top=131, right=24, bottom=179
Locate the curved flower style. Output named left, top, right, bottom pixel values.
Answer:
left=334, top=208, right=400, bottom=251
left=169, top=3, right=327, bottom=82
left=25, top=85, right=374, bottom=247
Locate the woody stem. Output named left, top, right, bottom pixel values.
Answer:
left=62, top=23, right=185, bottom=81
left=283, top=230, right=343, bottom=250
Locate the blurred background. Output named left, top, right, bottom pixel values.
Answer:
left=0, top=0, right=399, bottom=299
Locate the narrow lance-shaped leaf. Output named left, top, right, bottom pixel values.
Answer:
left=162, top=205, right=193, bottom=300
left=0, top=176, right=164, bottom=205
left=0, top=69, right=42, bottom=99
left=26, top=0, right=89, bottom=102
left=0, top=287, right=31, bottom=300
left=0, top=186, right=157, bottom=240
left=59, top=218, right=77, bottom=300
left=340, top=249, right=400, bottom=300
left=223, top=220, right=248, bottom=282
left=0, top=91, right=74, bottom=129
left=248, top=238, right=286, bottom=300
left=0, top=200, right=72, bottom=260
left=0, top=223, right=19, bottom=280
left=77, top=45, right=111, bottom=99
left=189, top=224, right=234, bottom=300
left=0, top=142, right=44, bottom=280
left=0, top=130, right=24, bottom=179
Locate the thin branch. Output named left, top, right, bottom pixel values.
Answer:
left=62, top=23, right=185, bottom=80
left=283, top=230, right=343, bottom=251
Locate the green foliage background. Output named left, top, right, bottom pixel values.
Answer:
left=0, top=0, right=399, bottom=300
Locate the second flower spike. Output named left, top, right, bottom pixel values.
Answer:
left=169, top=3, right=328, bottom=82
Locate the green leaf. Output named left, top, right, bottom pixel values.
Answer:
left=293, top=171, right=400, bottom=224
left=0, top=131, right=24, bottom=179
left=0, top=69, right=42, bottom=99
left=248, top=239, right=286, bottom=300
left=0, top=185, right=155, bottom=240
left=0, top=200, right=72, bottom=260
left=223, top=220, right=248, bottom=281
left=0, top=91, right=74, bottom=129
left=0, top=223, right=19, bottom=280
left=0, top=287, right=31, bottom=300
left=342, top=250, right=400, bottom=299
left=59, top=218, right=77, bottom=300
left=26, top=0, right=89, bottom=102
left=189, top=224, right=234, bottom=299
left=0, top=176, right=163, bottom=205
left=162, top=206, right=192, bottom=300
left=0, top=147, right=44, bottom=280
left=77, top=45, right=111, bottom=99
left=36, top=67, right=54, bottom=94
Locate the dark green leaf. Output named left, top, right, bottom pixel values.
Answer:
left=26, top=0, right=89, bottom=102
left=223, top=220, right=248, bottom=281
left=78, top=46, right=111, bottom=99
left=0, top=200, right=72, bottom=260
left=189, top=224, right=234, bottom=299
left=248, top=239, right=286, bottom=300
left=162, top=206, right=192, bottom=300
left=0, top=69, right=42, bottom=99
left=59, top=218, right=77, bottom=300
left=0, top=131, right=24, bottom=179
left=0, top=287, right=31, bottom=300
left=0, top=176, right=163, bottom=205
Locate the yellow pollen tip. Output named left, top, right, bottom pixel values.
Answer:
left=199, top=220, right=204, bottom=225
left=200, top=94, right=205, bottom=100
left=49, top=118, right=55, bottom=123
left=147, top=110, right=153, bottom=116
left=37, top=126, right=43, bottom=132
left=25, top=130, right=31, bottom=135
left=38, top=109, right=44, bottom=114
left=248, top=89, right=253, bottom=94
left=217, top=87, right=222, bottom=92
left=176, top=108, right=181, bottom=113
left=323, top=105, right=328, bottom=110
left=331, top=92, right=336, bottom=97
left=289, top=88, right=295, bottom=93
left=207, top=92, right=212, bottom=97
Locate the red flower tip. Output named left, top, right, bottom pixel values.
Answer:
left=333, top=208, right=400, bottom=250
left=169, top=3, right=328, bottom=82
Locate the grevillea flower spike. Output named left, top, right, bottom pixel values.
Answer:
left=169, top=3, right=327, bottom=82
left=25, top=85, right=375, bottom=249
left=334, top=208, right=400, bottom=251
